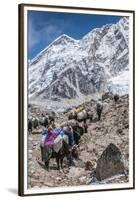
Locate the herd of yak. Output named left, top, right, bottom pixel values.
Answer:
left=28, top=93, right=120, bottom=171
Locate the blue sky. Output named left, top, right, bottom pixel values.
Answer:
left=28, top=11, right=123, bottom=60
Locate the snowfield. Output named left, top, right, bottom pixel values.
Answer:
left=107, top=70, right=129, bottom=95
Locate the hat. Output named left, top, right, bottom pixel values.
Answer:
left=48, top=127, right=52, bottom=132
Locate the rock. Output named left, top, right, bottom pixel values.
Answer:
left=67, top=167, right=84, bottom=178
left=56, top=177, right=62, bottom=182
left=95, top=143, right=125, bottom=181
left=43, top=182, right=54, bottom=187
left=31, top=179, right=39, bottom=187
left=124, top=124, right=129, bottom=128
left=33, top=173, right=40, bottom=179
left=116, top=128, right=123, bottom=135
left=29, top=137, right=33, bottom=141
left=33, top=142, right=38, bottom=146
left=102, top=92, right=112, bottom=101
left=32, top=186, right=40, bottom=189
left=85, top=160, right=93, bottom=171
left=29, top=150, right=33, bottom=153
left=28, top=154, right=33, bottom=159
left=30, top=170, right=35, bottom=175
left=79, top=176, right=86, bottom=184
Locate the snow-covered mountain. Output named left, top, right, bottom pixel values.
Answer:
left=28, top=17, right=129, bottom=102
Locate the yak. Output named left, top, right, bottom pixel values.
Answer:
left=40, top=140, right=72, bottom=171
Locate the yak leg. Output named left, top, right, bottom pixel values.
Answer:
left=56, top=157, right=60, bottom=170
left=74, top=131, right=80, bottom=145
left=45, top=160, right=49, bottom=171
left=98, top=113, right=100, bottom=121
left=67, top=154, right=73, bottom=166
left=99, top=112, right=101, bottom=120
left=60, top=158, right=63, bottom=169
left=89, top=115, right=93, bottom=122
left=60, top=158, right=65, bottom=173
left=56, top=157, right=63, bottom=172
left=84, top=126, right=88, bottom=133
left=97, top=110, right=101, bottom=121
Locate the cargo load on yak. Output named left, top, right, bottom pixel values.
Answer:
left=74, top=106, right=84, bottom=113
left=40, top=127, right=68, bottom=163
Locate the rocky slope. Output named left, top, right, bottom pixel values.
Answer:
left=28, top=17, right=129, bottom=103
left=28, top=95, right=129, bottom=189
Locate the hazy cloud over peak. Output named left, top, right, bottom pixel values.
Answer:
left=28, top=11, right=122, bottom=59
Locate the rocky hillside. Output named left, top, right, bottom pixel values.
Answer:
left=28, top=95, right=129, bottom=188
left=28, top=17, right=129, bottom=102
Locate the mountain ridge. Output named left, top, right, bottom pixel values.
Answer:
left=28, top=17, right=129, bottom=104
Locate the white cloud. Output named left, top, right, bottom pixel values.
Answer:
left=28, top=18, right=65, bottom=53
left=42, top=24, right=63, bottom=41
left=28, top=19, right=40, bottom=49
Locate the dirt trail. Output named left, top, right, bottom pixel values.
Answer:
left=28, top=95, right=129, bottom=189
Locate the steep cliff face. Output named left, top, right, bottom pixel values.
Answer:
left=28, top=17, right=129, bottom=101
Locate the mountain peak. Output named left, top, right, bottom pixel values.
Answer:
left=30, top=34, right=77, bottom=65
left=57, top=34, right=74, bottom=40
left=53, top=34, right=78, bottom=44
left=29, top=17, right=129, bottom=103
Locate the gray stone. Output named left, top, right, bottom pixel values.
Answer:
left=95, top=143, right=125, bottom=181
left=79, top=176, right=86, bottom=184
left=56, top=177, right=62, bottom=182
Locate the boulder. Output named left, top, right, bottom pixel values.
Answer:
left=95, top=143, right=125, bottom=181
left=85, top=160, right=93, bottom=171
left=102, top=92, right=112, bottom=101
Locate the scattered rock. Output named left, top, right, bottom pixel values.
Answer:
left=33, top=173, right=40, bottom=179
left=102, top=92, right=112, bottom=101
left=43, top=182, right=54, bottom=187
left=116, top=128, right=123, bottom=135
left=85, top=160, right=93, bottom=171
left=79, top=176, right=86, bottom=184
left=67, top=167, right=84, bottom=178
left=28, top=95, right=129, bottom=188
left=56, top=177, right=62, bottom=182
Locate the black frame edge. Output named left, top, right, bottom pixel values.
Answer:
left=18, top=3, right=135, bottom=196
left=19, top=3, right=135, bottom=13
left=18, top=4, right=24, bottom=196
left=133, top=10, right=135, bottom=190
